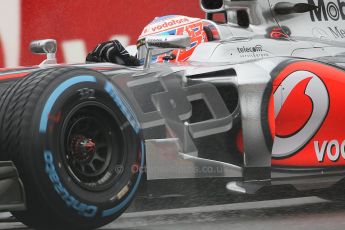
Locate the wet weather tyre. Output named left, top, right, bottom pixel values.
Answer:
left=0, top=67, right=144, bottom=229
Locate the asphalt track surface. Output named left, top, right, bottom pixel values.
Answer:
left=0, top=179, right=345, bottom=230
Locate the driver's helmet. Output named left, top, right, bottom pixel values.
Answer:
left=137, top=15, right=220, bottom=64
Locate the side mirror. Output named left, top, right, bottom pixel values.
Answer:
left=145, top=35, right=191, bottom=49
left=30, top=39, right=57, bottom=65
left=274, top=2, right=318, bottom=15
left=144, top=35, right=190, bottom=69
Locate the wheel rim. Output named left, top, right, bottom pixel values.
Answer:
left=67, top=115, right=112, bottom=178
left=62, top=103, right=126, bottom=191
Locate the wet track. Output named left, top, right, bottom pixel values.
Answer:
left=105, top=197, right=345, bottom=230
left=1, top=179, right=345, bottom=230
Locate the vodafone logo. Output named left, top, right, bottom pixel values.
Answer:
left=272, top=71, right=329, bottom=158
left=151, top=18, right=190, bottom=32
left=139, top=16, right=199, bottom=38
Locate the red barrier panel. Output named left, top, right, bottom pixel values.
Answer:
left=0, top=0, right=203, bottom=67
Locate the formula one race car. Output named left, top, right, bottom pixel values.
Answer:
left=1, top=0, right=345, bottom=229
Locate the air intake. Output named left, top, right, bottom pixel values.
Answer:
left=201, top=0, right=224, bottom=11
left=200, top=0, right=257, bottom=13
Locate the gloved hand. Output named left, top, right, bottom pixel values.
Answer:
left=86, top=40, right=140, bottom=66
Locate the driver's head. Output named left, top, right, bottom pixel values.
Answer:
left=137, top=15, right=220, bottom=64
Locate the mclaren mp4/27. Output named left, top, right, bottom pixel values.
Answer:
left=0, top=0, right=345, bottom=229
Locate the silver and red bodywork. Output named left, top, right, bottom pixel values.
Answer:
left=1, top=0, right=345, bottom=193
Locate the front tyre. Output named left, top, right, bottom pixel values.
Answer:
left=0, top=67, right=144, bottom=229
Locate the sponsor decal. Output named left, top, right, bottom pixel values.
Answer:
left=237, top=45, right=263, bottom=53
left=272, top=70, right=329, bottom=158
left=314, top=140, right=345, bottom=162
left=104, top=81, right=140, bottom=134
left=44, top=151, right=98, bottom=217
left=312, top=25, right=345, bottom=40
left=140, top=16, right=199, bottom=38
left=328, top=26, right=345, bottom=38
left=309, top=0, right=345, bottom=21
left=151, top=18, right=190, bottom=32
left=236, top=45, right=269, bottom=58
